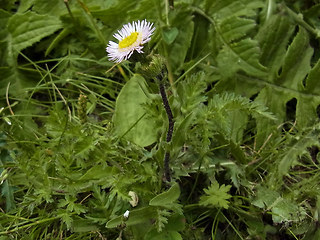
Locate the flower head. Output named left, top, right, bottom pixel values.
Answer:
left=123, top=210, right=130, bottom=219
left=106, top=20, right=155, bottom=63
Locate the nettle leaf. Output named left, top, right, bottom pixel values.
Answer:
left=113, top=74, right=159, bottom=147
left=7, top=11, right=62, bottom=59
left=1, top=11, right=62, bottom=96
left=199, top=181, right=232, bottom=209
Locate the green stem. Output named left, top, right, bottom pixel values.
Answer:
left=283, top=4, right=320, bottom=38
left=0, top=216, right=60, bottom=234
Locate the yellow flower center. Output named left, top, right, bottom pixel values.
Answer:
left=119, top=32, right=139, bottom=49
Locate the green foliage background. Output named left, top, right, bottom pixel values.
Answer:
left=1, top=0, right=320, bottom=239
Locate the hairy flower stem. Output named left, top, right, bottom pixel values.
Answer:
left=158, top=74, right=174, bottom=182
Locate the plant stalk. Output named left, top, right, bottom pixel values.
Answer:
left=158, top=74, right=174, bottom=182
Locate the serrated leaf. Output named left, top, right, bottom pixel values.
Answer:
left=252, top=186, right=281, bottom=209
left=18, top=0, right=36, bottom=13
left=252, top=187, right=306, bottom=224
left=220, top=17, right=256, bottom=43
left=271, top=198, right=306, bottom=224
left=0, top=9, right=10, bottom=40
left=155, top=209, right=171, bottom=232
left=113, top=74, right=159, bottom=147
left=59, top=211, right=73, bottom=230
left=217, top=38, right=267, bottom=78
left=7, top=11, right=62, bottom=58
left=209, top=0, right=264, bottom=18
left=305, top=57, right=320, bottom=94
left=256, top=14, right=295, bottom=79
left=277, top=27, right=313, bottom=90
left=199, top=181, right=232, bottom=209
left=32, top=0, right=67, bottom=16
left=149, top=183, right=180, bottom=207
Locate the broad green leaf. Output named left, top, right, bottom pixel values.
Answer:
left=213, top=1, right=265, bottom=78
left=144, top=213, right=185, bottom=239
left=106, top=206, right=154, bottom=228
left=208, top=0, right=264, bottom=18
left=256, top=15, right=295, bottom=80
left=162, top=27, right=179, bottom=45
left=0, top=10, right=11, bottom=67
left=217, top=38, right=267, bottom=78
left=149, top=183, right=180, bottom=207
left=252, top=186, right=280, bottom=209
left=113, top=74, right=159, bottom=147
left=127, top=0, right=158, bottom=20
left=7, top=11, right=62, bottom=58
left=271, top=198, right=305, bottom=224
left=72, top=219, right=98, bottom=232
left=199, top=181, right=232, bottom=209
left=92, top=1, right=136, bottom=27
left=164, top=8, right=194, bottom=72
left=144, top=230, right=182, bottom=240
left=206, top=92, right=275, bottom=146
left=252, top=187, right=306, bottom=224
left=32, top=0, right=67, bottom=16
left=219, top=17, right=256, bottom=43
left=0, top=67, right=37, bottom=97
left=1, top=181, right=15, bottom=212
left=278, top=125, right=320, bottom=176
left=166, top=214, right=185, bottom=232
left=18, top=0, right=36, bottom=13
left=277, top=27, right=313, bottom=90
left=79, top=165, right=116, bottom=181
left=304, top=57, right=320, bottom=94
left=0, top=9, right=10, bottom=40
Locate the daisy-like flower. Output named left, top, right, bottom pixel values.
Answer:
left=106, top=20, right=155, bottom=63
